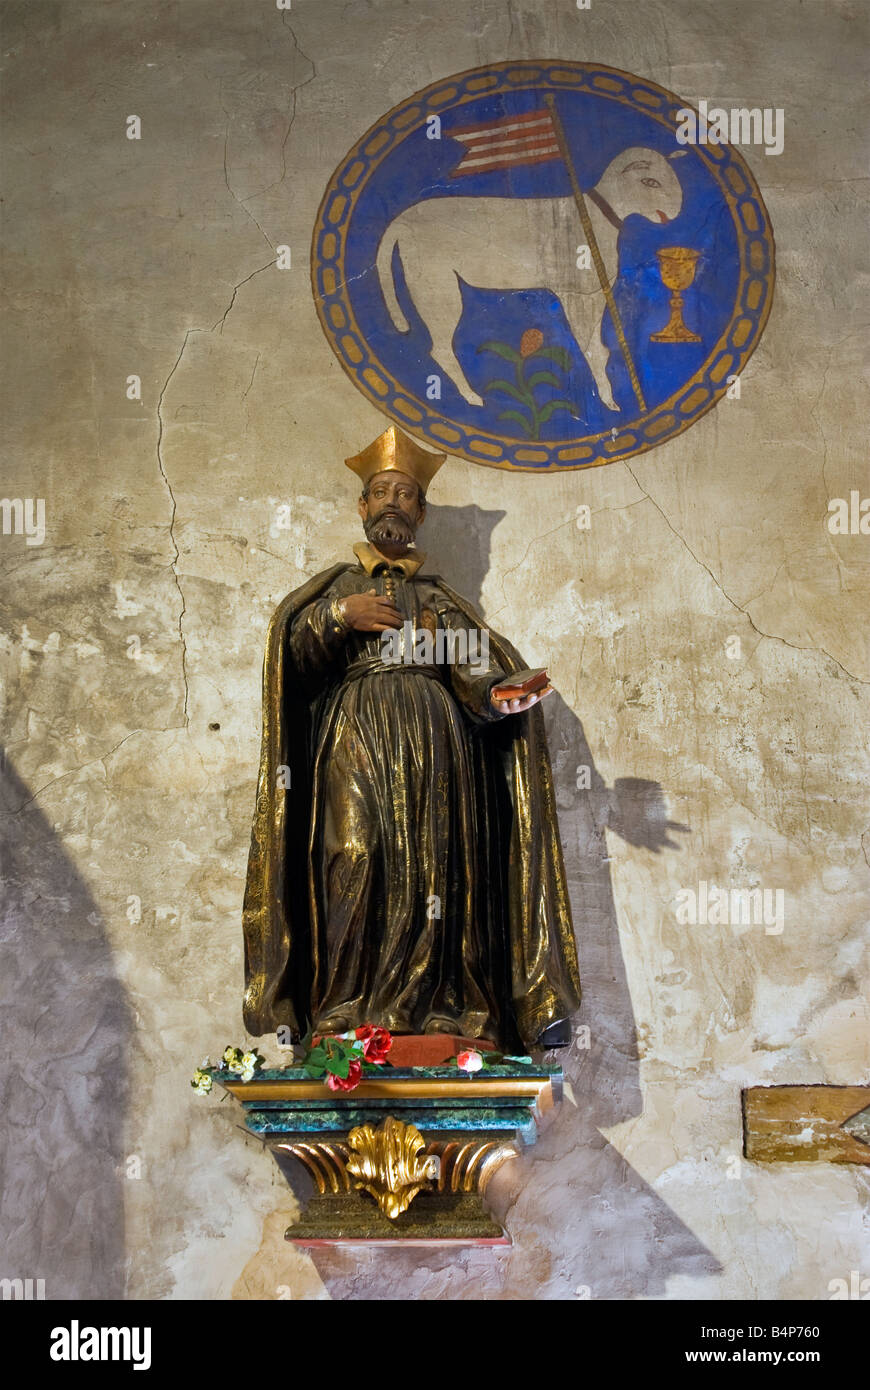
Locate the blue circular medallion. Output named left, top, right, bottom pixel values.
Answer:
left=311, top=61, right=775, bottom=471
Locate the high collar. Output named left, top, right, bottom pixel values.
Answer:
left=353, top=540, right=426, bottom=578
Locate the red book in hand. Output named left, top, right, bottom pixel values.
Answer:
left=491, top=668, right=549, bottom=700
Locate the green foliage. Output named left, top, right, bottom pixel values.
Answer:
left=301, top=1035, right=361, bottom=1080
left=526, top=345, right=573, bottom=370
left=486, top=378, right=530, bottom=403
left=524, top=370, right=561, bottom=391
left=498, top=409, right=534, bottom=433
left=537, top=399, right=578, bottom=424
left=478, top=340, right=522, bottom=364
left=480, top=334, right=577, bottom=440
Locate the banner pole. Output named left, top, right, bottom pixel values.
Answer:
left=544, top=94, right=647, bottom=415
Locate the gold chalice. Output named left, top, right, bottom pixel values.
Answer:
left=650, top=246, right=702, bottom=344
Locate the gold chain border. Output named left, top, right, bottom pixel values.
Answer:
left=310, top=59, right=775, bottom=472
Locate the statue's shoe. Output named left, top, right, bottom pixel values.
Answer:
left=314, top=1017, right=352, bottom=1035
left=422, top=1017, right=464, bottom=1035
left=535, top=1018, right=571, bottom=1048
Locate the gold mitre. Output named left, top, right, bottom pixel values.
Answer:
left=345, top=425, right=446, bottom=495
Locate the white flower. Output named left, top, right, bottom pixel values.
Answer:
left=240, top=1065, right=255, bottom=1082
left=191, top=1069, right=213, bottom=1096
left=241, top=1051, right=258, bottom=1071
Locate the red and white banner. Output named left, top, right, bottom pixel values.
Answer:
left=449, top=108, right=561, bottom=177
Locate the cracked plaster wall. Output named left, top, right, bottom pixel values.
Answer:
left=1, top=0, right=867, bottom=1300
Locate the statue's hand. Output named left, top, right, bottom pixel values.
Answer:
left=340, top=589, right=402, bottom=633
left=490, top=684, right=553, bottom=715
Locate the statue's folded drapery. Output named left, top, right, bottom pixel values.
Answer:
left=242, top=562, right=581, bottom=1051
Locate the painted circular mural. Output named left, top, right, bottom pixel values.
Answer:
left=311, top=60, right=775, bottom=472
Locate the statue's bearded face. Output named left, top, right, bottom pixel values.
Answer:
left=358, top=470, right=424, bottom=552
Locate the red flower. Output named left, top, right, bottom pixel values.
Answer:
left=326, top=1058, right=362, bottom=1092
left=355, top=1024, right=392, bottom=1064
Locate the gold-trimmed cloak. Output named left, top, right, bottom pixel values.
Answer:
left=242, top=562, right=581, bottom=1050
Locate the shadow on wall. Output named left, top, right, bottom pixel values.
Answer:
left=0, top=753, right=131, bottom=1300
left=302, top=502, right=719, bottom=1298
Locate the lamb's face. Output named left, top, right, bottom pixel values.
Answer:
left=599, top=147, right=684, bottom=226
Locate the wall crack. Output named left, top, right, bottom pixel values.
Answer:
left=156, top=331, right=199, bottom=727
left=625, top=465, right=867, bottom=686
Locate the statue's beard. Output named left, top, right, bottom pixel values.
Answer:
left=364, top=508, right=416, bottom=550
